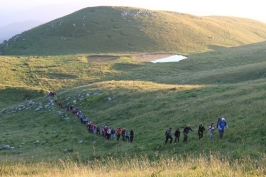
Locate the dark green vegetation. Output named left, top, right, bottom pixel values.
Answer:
left=1, top=6, right=266, bottom=55
left=0, top=6, right=266, bottom=164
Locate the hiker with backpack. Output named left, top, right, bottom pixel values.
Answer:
left=111, top=128, right=116, bottom=140
left=218, top=118, right=228, bottom=138
left=174, top=128, right=180, bottom=144
left=198, top=124, right=206, bottom=139
left=101, top=125, right=106, bottom=137
left=116, top=127, right=121, bottom=141
left=125, top=129, right=130, bottom=142
left=96, top=126, right=101, bottom=135
left=121, top=128, right=126, bottom=141
left=165, top=127, right=173, bottom=144
left=129, top=130, right=134, bottom=143
left=183, top=125, right=193, bottom=143
left=106, top=127, right=111, bottom=140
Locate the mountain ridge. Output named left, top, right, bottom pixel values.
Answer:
left=1, top=6, right=266, bottom=55
left=0, top=20, right=44, bottom=43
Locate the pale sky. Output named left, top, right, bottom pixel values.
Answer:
left=0, top=0, right=266, bottom=27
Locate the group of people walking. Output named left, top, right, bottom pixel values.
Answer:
left=165, top=118, right=229, bottom=144
left=48, top=92, right=229, bottom=146
left=50, top=93, right=135, bottom=143
left=73, top=107, right=135, bottom=142
left=73, top=105, right=135, bottom=142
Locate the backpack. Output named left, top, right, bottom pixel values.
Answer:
left=165, top=130, right=169, bottom=136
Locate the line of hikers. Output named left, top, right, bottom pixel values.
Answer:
left=71, top=105, right=134, bottom=143
left=55, top=97, right=134, bottom=143
left=165, top=118, right=229, bottom=144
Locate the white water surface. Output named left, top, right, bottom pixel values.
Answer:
left=151, top=55, right=187, bottom=63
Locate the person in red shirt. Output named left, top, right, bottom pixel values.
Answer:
left=121, top=128, right=126, bottom=141
left=104, top=126, right=108, bottom=138
left=116, top=127, right=121, bottom=141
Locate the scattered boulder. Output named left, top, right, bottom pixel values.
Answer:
left=34, top=140, right=39, bottom=144
left=35, top=106, right=42, bottom=111
left=3, top=145, right=10, bottom=149
left=57, top=111, right=63, bottom=115
left=28, top=100, right=35, bottom=106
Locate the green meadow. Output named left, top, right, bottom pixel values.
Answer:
left=0, top=6, right=266, bottom=177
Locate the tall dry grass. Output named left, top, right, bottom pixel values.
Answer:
left=1, top=153, right=265, bottom=177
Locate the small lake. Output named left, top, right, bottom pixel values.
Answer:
left=151, top=55, right=187, bottom=63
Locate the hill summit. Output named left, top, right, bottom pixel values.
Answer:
left=1, top=6, right=266, bottom=55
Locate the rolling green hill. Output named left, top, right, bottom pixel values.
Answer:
left=1, top=6, right=266, bottom=55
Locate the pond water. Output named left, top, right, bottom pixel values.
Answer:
left=151, top=55, right=187, bottom=63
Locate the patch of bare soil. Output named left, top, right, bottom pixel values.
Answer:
left=134, top=53, right=176, bottom=62
left=87, top=55, right=119, bottom=62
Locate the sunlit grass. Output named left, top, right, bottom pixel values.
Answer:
left=1, top=153, right=266, bottom=177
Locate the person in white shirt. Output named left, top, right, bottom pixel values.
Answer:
left=208, top=123, right=215, bottom=139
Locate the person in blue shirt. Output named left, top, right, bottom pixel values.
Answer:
left=165, top=128, right=173, bottom=144
left=125, top=130, right=130, bottom=142
left=218, top=118, right=229, bottom=139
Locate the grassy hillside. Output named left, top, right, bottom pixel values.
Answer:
left=1, top=41, right=266, bottom=108
left=1, top=6, right=266, bottom=55
left=1, top=41, right=266, bottom=166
